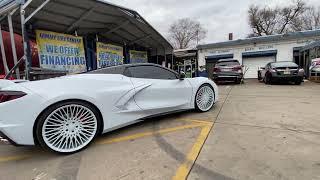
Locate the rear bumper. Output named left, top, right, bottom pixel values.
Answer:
left=213, top=73, right=243, bottom=81
left=0, top=86, right=47, bottom=146
left=272, top=76, right=303, bottom=82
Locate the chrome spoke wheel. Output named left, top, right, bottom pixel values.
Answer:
left=42, top=104, right=98, bottom=153
left=196, top=85, right=215, bottom=112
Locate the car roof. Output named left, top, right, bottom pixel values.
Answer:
left=86, top=63, right=178, bottom=75
left=114, top=63, right=163, bottom=68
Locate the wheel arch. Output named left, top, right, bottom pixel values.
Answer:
left=196, top=83, right=216, bottom=100
left=32, top=99, right=104, bottom=145
left=194, top=83, right=216, bottom=111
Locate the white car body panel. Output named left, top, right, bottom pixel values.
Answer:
left=130, top=78, right=193, bottom=112
left=0, top=73, right=218, bottom=146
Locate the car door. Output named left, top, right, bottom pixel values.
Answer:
left=125, top=65, right=193, bottom=114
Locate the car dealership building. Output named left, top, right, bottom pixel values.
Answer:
left=197, top=30, right=320, bottom=79
left=0, top=0, right=173, bottom=80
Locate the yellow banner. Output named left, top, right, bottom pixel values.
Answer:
left=96, top=42, right=123, bottom=68
left=130, top=50, right=148, bottom=63
left=36, top=30, right=87, bottom=73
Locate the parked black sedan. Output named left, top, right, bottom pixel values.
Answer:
left=258, top=62, right=305, bottom=85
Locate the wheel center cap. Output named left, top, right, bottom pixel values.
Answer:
left=203, top=94, right=209, bottom=101
left=69, top=124, right=76, bottom=130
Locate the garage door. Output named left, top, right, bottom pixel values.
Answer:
left=243, top=56, right=275, bottom=78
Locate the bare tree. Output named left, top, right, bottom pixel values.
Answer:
left=292, top=6, right=320, bottom=31
left=248, top=5, right=279, bottom=36
left=248, top=0, right=312, bottom=36
left=168, top=18, right=207, bottom=49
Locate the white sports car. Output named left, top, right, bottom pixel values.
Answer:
left=0, top=63, right=218, bottom=154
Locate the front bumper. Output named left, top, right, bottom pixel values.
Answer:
left=271, top=75, right=303, bottom=82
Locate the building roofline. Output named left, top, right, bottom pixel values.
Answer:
left=197, top=29, right=320, bottom=50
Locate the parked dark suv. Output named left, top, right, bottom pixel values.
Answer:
left=213, top=59, right=243, bottom=84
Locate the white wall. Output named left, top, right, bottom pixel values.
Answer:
left=198, top=36, right=319, bottom=69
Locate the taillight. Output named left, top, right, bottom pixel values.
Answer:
left=232, top=66, right=242, bottom=71
left=213, top=67, right=221, bottom=72
left=0, top=91, right=26, bottom=103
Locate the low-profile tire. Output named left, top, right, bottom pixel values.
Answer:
left=195, top=84, right=215, bottom=112
left=36, top=100, right=101, bottom=154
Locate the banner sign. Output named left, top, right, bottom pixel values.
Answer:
left=96, top=42, right=123, bottom=68
left=36, top=30, right=87, bottom=73
left=129, top=50, right=148, bottom=63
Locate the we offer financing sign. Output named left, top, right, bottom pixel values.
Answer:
left=36, top=30, right=87, bottom=74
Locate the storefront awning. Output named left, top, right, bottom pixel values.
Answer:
left=0, top=0, right=173, bottom=56
left=301, top=41, right=320, bottom=51
left=242, top=50, right=277, bottom=58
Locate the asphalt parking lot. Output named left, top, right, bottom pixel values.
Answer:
left=1, top=80, right=320, bottom=180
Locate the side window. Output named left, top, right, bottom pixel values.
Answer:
left=127, top=66, right=178, bottom=80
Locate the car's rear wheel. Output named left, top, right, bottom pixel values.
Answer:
left=195, top=84, right=215, bottom=112
left=235, top=78, right=242, bottom=84
left=36, top=101, right=100, bottom=154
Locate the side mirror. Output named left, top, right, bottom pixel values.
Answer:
left=179, top=72, right=186, bottom=80
left=260, top=67, right=265, bottom=70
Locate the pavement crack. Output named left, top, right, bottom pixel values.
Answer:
left=215, top=86, right=234, bottom=123
left=215, top=122, right=320, bottom=134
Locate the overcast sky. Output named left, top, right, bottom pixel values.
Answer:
left=106, top=0, right=320, bottom=44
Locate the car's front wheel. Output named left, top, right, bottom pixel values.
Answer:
left=36, top=101, right=100, bottom=154
left=195, top=84, right=215, bottom=112
left=294, top=78, right=302, bottom=85
left=258, top=72, right=262, bottom=81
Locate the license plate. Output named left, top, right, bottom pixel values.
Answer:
left=284, top=71, right=290, bottom=75
left=221, top=69, right=232, bottom=72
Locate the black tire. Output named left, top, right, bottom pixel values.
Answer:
left=265, top=73, right=273, bottom=85
left=195, top=84, right=215, bottom=112
left=294, top=79, right=302, bottom=85
left=235, top=78, right=242, bottom=84
left=35, top=100, right=102, bottom=154
left=258, top=72, right=262, bottom=81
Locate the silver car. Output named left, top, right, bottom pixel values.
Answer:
left=258, top=62, right=305, bottom=85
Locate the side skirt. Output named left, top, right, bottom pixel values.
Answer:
left=102, top=109, right=192, bottom=134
